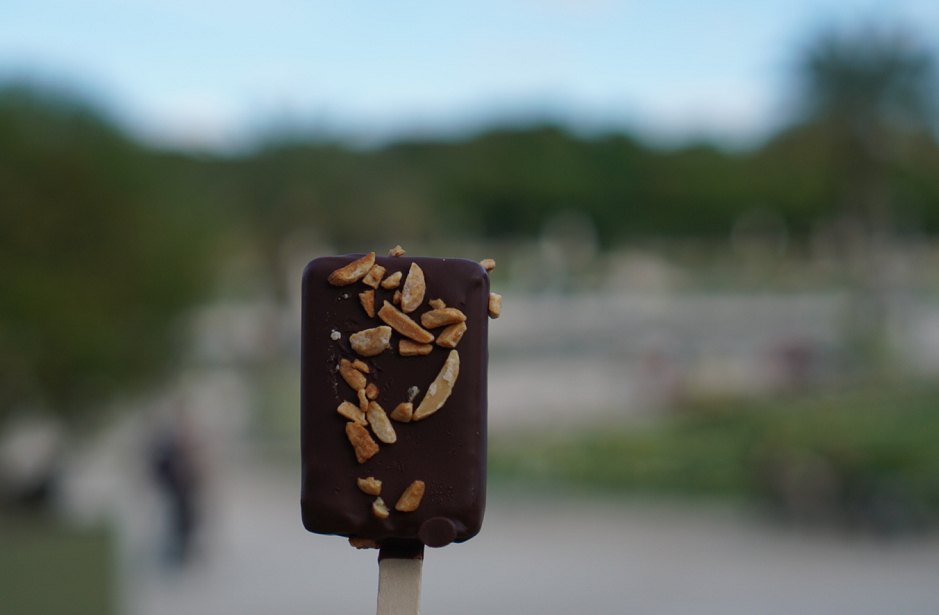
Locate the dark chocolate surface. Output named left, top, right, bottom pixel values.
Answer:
left=301, top=255, right=489, bottom=547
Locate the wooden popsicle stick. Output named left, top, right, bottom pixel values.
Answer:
left=377, top=543, right=424, bottom=615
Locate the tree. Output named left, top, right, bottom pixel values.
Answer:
left=0, top=85, right=218, bottom=424
left=798, top=24, right=938, bottom=233
left=796, top=25, right=939, bottom=370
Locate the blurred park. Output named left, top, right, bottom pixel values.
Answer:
left=3, top=4, right=939, bottom=614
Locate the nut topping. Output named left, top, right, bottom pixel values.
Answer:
left=359, top=290, right=375, bottom=318
left=349, top=326, right=392, bottom=357
left=362, top=264, right=386, bottom=289
left=357, top=476, right=382, bottom=496
left=394, top=480, right=425, bottom=512
left=406, top=386, right=419, bottom=402
left=420, top=308, right=467, bottom=329
left=367, top=401, right=397, bottom=444
left=393, top=290, right=402, bottom=304
left=357, top=388, right=369, bottom=412
left=399, top=339, right=433, bottom=356
left=381, top=271, right=403, bottom=289
left=488, top=293, right=502, bottom=319
left=349, top=537, right=379, bottom=549
left=412, top=350, right=460, bottom=421
left=328, top=253, right=376, bottom=286
left=436, top=322, right=467, bottom=349
left=339, top=359, right=367, bottom=391
left=372, top=497, right=390, bottom=519
left=345, top=422, right=379, bottom=463
left=337, top=401, right=367, bottom=426
left=479, top=258, right=496, bottom=272
left=365, top=383, right=379, bottom=400
left=388, top=245, right=406, bottom=257
left=351, top=359, right=370, bottom=374
left=428, top=298, right=446, bottom=310
left=378, top=301, right=434, bottom=344
left=400, top=263, right=426, bottom=313
left=389, top=402, right=413, bottom=423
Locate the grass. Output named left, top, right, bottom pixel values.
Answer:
left=489, top=383, right=939, bottom=520
left=0, top=513, right=114, bottom=615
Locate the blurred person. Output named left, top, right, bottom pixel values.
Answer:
left=150, top=402, right=203, bottom=567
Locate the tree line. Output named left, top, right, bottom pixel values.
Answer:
left=1, top=25, right=937, bottom=421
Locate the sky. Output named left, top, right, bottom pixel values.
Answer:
left=2, top=0, right=938, bottom=151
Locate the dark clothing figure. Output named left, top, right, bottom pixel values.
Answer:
left=151, top=425, right=200, bottom=566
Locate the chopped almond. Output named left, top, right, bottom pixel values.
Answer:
left=359, top=290, right=375, bottom=318
left=488, top=293, right=502, bottom=319
left=389, top=402, right=413, bottom=423
left=436, top=322, right=467, bottom=349
left=337, top=401, right=367, bottom=426
left=345, top=422, right=379, bottom=463
left=367, top=401, right=397, bottom=444
left=399, top=339, right=433, bottom=356
left=352, top=359, right=370, bottom=374
left=372, top=497, right=390, bottom=519
left=349, top=537, right=380, bottom=549
left=349, top=326, right=392, bottom=357
left=339, top=358, right=367, bottom=391
left=328, top=253, right=376, bottom=286
left=365, top=383, right=379, bottom=400
left=428, top=298, right=446, bottom=310
left=400, top=263, right=426, bottom=313
left=381, top=271, right=403, bottom=289
left=357, top=476, right=382, bottom=496
left=378, top=301, right=434, bottom=344
left=388, top=245, right=406, bottom=257
left=479, top=258, right=496, bottom=272
left=393, top=290, right=402, bottom=304
left=413, top=350, right=460, bottom=421
left=362, top=264, right=386, bottom=289
left=357, top=388, right=369, bottom=412
left=395, top=480, right=425, bottom=512
left=420, top=308, right=466, bottom=329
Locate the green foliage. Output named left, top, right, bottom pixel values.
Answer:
left=0, top=514, right=113, bottom=615
left=489, top=384, right=939, bottom=517
left=0, top=86, right=219, bottom=421
left=795, top=25, right=939, bottom=229
left=225, top=123, right=939, bottom=251
left=800, top=25, right=936, bottom=135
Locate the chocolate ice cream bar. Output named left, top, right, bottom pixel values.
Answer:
left=300, top=252, right=490, bottom=548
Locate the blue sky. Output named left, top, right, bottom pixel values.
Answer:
left=2, top=0, right=938, bottom=150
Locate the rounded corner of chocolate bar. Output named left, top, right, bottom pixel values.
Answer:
left=462, top=517, right=485, bottom=541
left=301, top=259, right=325, bottom=289
left=302, top=255, right=335, bottom=279
left=300, top=507, right=318, bottom=534
left=458, top=257, right=492, bottom=277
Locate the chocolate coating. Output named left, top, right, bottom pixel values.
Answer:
left=419, top=517, right=459, bottom=548
left=301, top=255, right=489, bottom=547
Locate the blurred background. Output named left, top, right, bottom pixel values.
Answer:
left=2, top=1, right=939, bottom=613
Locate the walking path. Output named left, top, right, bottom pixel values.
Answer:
left=127, top=461, right=939, bottom=615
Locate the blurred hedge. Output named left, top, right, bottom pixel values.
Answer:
left=489, top=384, right=939, bottom=531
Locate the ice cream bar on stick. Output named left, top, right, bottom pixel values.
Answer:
left=301, top=247, right=499, bottom=614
